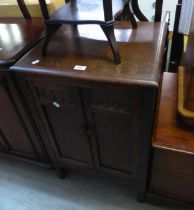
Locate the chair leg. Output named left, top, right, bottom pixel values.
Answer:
left=101, top=25, right=121, bottom=64
left=42, top=24, right=61, bottom=57
left=124, top=2, right=137, bottom=29
left=115, top=2, right=137, bottom=29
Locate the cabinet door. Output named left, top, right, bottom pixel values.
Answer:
left=83, top=88, right=141, bottom=179
left=30, top=82, right=94, bottom=169
left=0, top=76, right=49, bottom=161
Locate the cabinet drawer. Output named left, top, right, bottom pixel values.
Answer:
left=152, top=149, right=194, bottom=178
left=150, top=148, right=194, bottom=203
left=151, top=169, right=194, bottom=202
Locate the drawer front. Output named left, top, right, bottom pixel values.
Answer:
left=152, top=149, right=194, bottom=178
left=150, top=148, right=194, bottom=202
left=150, top=169, right=194, bottom=202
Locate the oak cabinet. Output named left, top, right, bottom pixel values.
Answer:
left=15, top=74, right=158, bottom=201
left=11, top=21, right=167, bottom=199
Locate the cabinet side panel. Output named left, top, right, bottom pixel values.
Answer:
left=0, top=80, right=38, bottom=158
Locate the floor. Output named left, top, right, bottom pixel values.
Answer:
left=0, top=157, right=192, bottom=210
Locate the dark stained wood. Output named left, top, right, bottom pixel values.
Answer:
left=30, top=82, right=94, bottom=169
left=45, top=0, right=124, bottom=24
left=154, top=0, right=163, bottom=22
left=150, top=12, right=194, bottom=201
left=11, top=21, right=168, bottom=200
left=153, top=73, right=194, bottom=152
left=12, top=22, right=167, bottom=87
left=0, top=4, right=48, bottom=165
left=149, top=73, right=194, bottom=204
left=82, top=88, right=140, bottom=177
left=16, top=0, right=31, bottom=19
left=0, top=18, right=44, bottom=68
left=0, top=72, right=49, bottom=163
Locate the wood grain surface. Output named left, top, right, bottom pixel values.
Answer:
left=11, top=21, right=167, bottom=88
left=0, top=18, right=44, bottom=68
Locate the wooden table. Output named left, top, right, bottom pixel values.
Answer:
left=11, top=21, right=168, bottom=200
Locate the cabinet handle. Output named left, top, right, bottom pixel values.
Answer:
left=53, top=101, right=60, bottom=108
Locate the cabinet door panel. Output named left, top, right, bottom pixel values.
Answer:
left=0, top=79, right=40, bottom=159
left=92, top=109, right=135, bottom=173
left=84, top=89, right=140, bottom=178
left=33, top=85, right=93, bottom=168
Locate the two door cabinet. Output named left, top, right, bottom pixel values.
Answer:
left=11, top=21, right=168, bottom=199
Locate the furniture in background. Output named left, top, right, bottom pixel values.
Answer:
left=37, top=0, right=167, bottom=64
left=177, top=22, right=194, bottom=125
left=149, top=72, right=194, bottom=204
left=0, top=0, right=50, bottom=165
left=16, top=0, right=31, bottom=19
left=169, top=0, right=184, bottom=72
left=177, top=2, right=194, bottom=123
left=148, top=6, right=194, bottom=204
left=139, top=0, right=178, bottom=30
left=38, top=0, right=138, bottom=64
left=11, top=19, right=168, bottom=200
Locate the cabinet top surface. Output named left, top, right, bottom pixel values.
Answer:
left=0, top=18, right=44, bottom=68
left=12, top=21, right=167, bottom=87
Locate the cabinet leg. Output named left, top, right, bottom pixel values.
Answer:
left=137, top=192, right=146, bottom=202
left=56, top=167, right=65, bottom=179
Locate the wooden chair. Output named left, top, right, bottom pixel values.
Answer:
left=38, top=0, right=138, bottom=64
left=16, top=0, right=31, bottom=19
left=131, top=0, right=164, bottom=22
